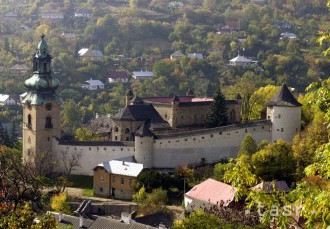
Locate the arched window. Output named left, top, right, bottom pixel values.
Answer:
left=45, top=116, right=52, bottom=128
left=27, top=114, right=32, bottom=127
left=115, top=127, right=119, bottom=132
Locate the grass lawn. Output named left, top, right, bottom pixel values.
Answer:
left=67, top=175, right=93, bottom=189
left=82, top=189, right=94, bottom=197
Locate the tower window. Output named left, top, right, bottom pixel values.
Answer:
left=45, top=116, right=52, bottom=128
left=44, top=63, right=47, bottom=72
left=27, top=114, right=32, bottom=128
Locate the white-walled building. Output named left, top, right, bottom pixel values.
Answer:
left=132, top=71, right=154, bottom=80
left=82, top=79, right=104, bottom=90
left=184, top=178, right=236, bottom=211
left=0, top=94, right=16, bottom=106
left=229, top=54, right=254, bottom=66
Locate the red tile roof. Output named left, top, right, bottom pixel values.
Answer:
left=143, top=96, right=213, bottom=104
left=109, top=71, right=129, bottom=79
left=185, top=178, right=236, bottom=206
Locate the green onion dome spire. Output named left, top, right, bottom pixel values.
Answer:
left=22, top=34, right=61, bottom=105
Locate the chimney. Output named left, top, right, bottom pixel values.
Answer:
left=95, top=113, right=99, bottom=119
left=79, top=215, right=84, bottom=228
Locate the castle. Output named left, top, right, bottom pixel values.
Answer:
left=22, top=36, right=302, bottom=176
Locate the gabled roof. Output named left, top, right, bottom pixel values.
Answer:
left=266, top=84, right=302, bottom=107
left=95, top=160, right=143, bottom=177
left=113, top=104, right=164, bottom=122
left=187, top=53, right=203, bottom=59
left=171, top=50, right=185, bottom=58
left=0, top=94, right=10, bottom=102
left=229, top=54, right=252, bottom=63
left=10, top=64, right=29, bottom=70
left=132, top=71, right=154, bottom=77
left=109, top=71, right=129, bottom=79
left=79, top=48, right=103, bottom=57
left=185, top=178, right=236, bottom=206
left=252, top=180, right=290, bottom=193
left=85, top=79, right=104, bottom=86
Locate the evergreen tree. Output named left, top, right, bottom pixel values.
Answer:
left=239, top=134, right=257, bottom=156
left=206, top=86, right=228, bottom=127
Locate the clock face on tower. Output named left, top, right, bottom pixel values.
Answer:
left=45, top=103, right=52, bottom=111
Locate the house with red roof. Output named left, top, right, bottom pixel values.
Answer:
left=184, top=178, right=236, bottom=211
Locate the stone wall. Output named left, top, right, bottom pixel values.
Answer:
left=151, top=120, right=272, bottom=168
left=52, top=140, right=135, bottom=176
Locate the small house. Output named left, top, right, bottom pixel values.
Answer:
left=185, top=178, right=236, bottom=211
left=0, top=94, right=16, bottom=106
left=229, top=54, right=254, bottom=66
left=93, top=160, right=143, bottom=200
left=9, top=64, right=29, bottom=75
left=75, top=8, right=93, bottom=18
left=81, top=79, right=104, bottom=90
left=108, top=71, right=129, bottom=83
left=78, top=48, right=103, bottom=62
left=170, top=50, right=185, bottom=60
left=187, top=53, right=203, bottom=60
left=132, top=71, right=154, bottom=80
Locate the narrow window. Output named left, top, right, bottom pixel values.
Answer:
left=45, top=116, right=52, bottom=128
left=27, top=114, right=32, bottom=127
left=121, top=178, right=124, bottom=184
left=100, top=175, right=104, bottom=182
left=43, top=63, right=47, bottom=72
left=100, top=187, right=103, bottom=192
left=112, top=176, right=115, bottom=183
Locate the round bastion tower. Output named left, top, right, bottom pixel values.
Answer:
left=266, top=84, right=302, bottom=143
left=134, top=122, right=154, bottom=168
left=21, top=34, right=61, bottom=166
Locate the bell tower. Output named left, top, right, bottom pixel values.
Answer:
left=22, top=34, right=61, bottom=166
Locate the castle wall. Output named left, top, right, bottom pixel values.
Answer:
left=151, top=121, right=272, bottom=168
left=52, top=139, right=135, bottom=176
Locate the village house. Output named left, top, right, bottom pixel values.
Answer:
left=75, top=8, right=93, bottom=18
left=187, top=53, right=203, bottom=60
left=170, top=50, right=185, bottom=60
left=81, top=78, right=104, bottom=90
left=108, top=71, right=129, bottom=83
left=78, top=48, right=104, bottom=62
left=280, top=32, right=297, bottom=39
left=229, top=54, right=254, bottom=66
left=9, top=64, right=29, bottom=75
left=184, top=178, right=236, bottom=211
left=93, top=160, right=143, bottom=200
left=40, top=12, right=64, bottom=20
left=0, top=94, right=16, bottom=106
left=132, top=71, right=154, bottom=80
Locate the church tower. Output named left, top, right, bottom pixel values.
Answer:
left=22, top=34, right=61, bottom=165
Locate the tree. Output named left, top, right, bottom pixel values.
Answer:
left=61, top=100, right=81, bottom=134
left=223, top=155, right=258, bottom=200
left=172, top=209, right=221, bottom=229
left=0, top=203, right=57, bottom=229
left=133, top=187, right=168, bottom=215
left=50, top=193, right=70, bottom=214
left=251, top=140, right=296, bottom=183
left=239, top=135, right=257, bottom=156
left=0, top=122, right=17, bottom=148
left=213, top=162, right=229, bottom=182
left=206, top=85, right=228, bottom=127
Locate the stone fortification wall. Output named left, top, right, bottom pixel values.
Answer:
left=152, top=120, right=272, bottom=168
left=52, top=139, right=135, bottom=176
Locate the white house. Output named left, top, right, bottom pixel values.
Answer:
left=74, top=9, right=93, bottom=18
left=82, top=79, right=104, bottom=90
left=78, top=48, right=103, bottom=61
left=40, top=12, right=64, bottom=20
left=280, top=32, right=297, bottom=39
left=229, top=54, right=254, bottom=66
left=187, top=53, right=203, bottom=60
left=132, top=71, right=154, bottom=80
left=9, top=64, right=29, bottom=75
left=0, top=94, right=16, bottom=106
left=184, top=178, right=236, bottom=211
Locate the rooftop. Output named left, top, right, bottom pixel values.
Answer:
left=94, top=160, right=143, bottom=177
left=266, top=84, right=302, bottom=107
left=185, top=178, right=236, bottom=206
